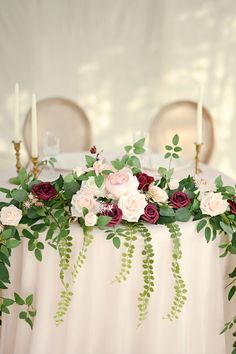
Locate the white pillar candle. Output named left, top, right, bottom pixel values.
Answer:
left=14, top=83, right=20, bottom=142
left=31, top=94, right=38, bottom=157
left=196, top=85, right=204, bottom=144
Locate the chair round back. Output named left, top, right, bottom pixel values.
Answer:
left=23, top=97, right=92, bottom=158
left=149, top=100, right=214, bottom=163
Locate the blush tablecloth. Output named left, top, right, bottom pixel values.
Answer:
left=0, top=159, right=235, bottom=354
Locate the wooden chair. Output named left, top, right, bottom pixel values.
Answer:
left=149, top=100, right=215, bottom=163
left=23, top=97, right=92, bottom=160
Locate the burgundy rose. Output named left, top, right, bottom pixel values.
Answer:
left=141, top=203, right=159, bottom=224
left=228, top=196, right=236, bottom=215
left=136, top=173, right=154, bottom=192
left=32, top=182, right=58, bottom=201
left=169, top=191, right=190, bottom=209
left=101, top=203, right=123, bottom=226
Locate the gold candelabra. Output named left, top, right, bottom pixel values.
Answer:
left=194, top=143, right=203, bottom=175
left=31, top=156, right=39, bottom=179
left=12, top=141, right=21, bottom=174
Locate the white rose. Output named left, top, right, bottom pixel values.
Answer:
left=84, top=212, right=98, bottom=227
left=81, top=177, right=105, bottom=197
left=71, top=190, right=99, bottom=217
left=148, top=183, right=168, bottom=204
left=0, top=205, right=22, bottom=226
left=118, top=192, right=147, bottom=222
left=200, top=192, right=228, bottom=217
left=105, top=168, right=139, bottom=199
left=168, top=179, right=179, bottom=190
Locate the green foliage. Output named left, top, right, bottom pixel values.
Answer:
left=137, top=222, right=155, bottom=325
left=0, top=292, right=36, bottom=328
left=164, top=135, right=182, bottom=175
left=164, top=223, right=187, bottom=321
left=220, top=315, right=236, bottom=353
left=54, top=227, right=94, bottom=325
left=113, top=223, right=138, bottom=283
left=105, top=226, right=127, bottom=249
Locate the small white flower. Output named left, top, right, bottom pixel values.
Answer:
left=98, top=202, right=114, bottom=213
left=148, top=183, right=168, bottom=204
left=92, top=159, right=107, bottom=176
left=84, top=212, right=98, bottom=227
left=0, top=205, right=22, bottom=226
left=200, top=192, right=228, bottom=217
left=28, top=193, right=35, bottom=200
left=23, top=201, right=31, bottom=209
left=168, top=179, right=179, bottom=190
left=118, top=191, right=147, bottom=222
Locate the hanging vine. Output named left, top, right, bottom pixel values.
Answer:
left=164, top=223, right=187, bottom=321
left=137, top=221, right=155, bottom=325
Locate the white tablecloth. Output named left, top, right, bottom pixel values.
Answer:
left=0, top=158, right=235, bottom=354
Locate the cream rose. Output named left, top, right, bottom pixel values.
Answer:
left=105, top=168, right=139, bottom=199
left=71, top=190, right=99, bottom=217
left=84, top=212, right=98, bottom=227
left=148, top=183, right=168, bottom=204
left=0, top=205, right=22, bottom=226
left=168, top=179, right=179, bottom=190
left=200, top=192, right=228, bottom=217
left=118, top=192, right=147, bottom=222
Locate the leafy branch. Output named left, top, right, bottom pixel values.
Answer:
left=111, top=138, right=146, bottom=175
left=0, top=292, right=36, bottom=328
left=158, top=134, right=182, bottom=184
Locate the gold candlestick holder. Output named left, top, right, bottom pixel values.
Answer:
left=194, top=143, right=203, bottom=175
left=31, top=156, right=39, bottom=179
left=12, top=140, right=22, bottom=174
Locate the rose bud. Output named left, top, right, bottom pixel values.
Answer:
left=90, top=146, right=97, bottom=154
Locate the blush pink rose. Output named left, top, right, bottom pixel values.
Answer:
left=105, top=168, right=139, bottom=199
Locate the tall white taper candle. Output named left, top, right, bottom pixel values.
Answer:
left=196, top=85, right=204, bottom=144
left=14, top=83, right=20, bottom=142
left=31, top=94, right=38, bottom=157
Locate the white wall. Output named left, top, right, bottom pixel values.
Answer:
left=0, top=0, right=236, bottom=178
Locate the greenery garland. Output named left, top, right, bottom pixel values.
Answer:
left=0, top=135, right=235, bottom=353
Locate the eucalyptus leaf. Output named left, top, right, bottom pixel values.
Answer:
left=11, top=189, right=28, bottom=202
left=5, top=239, right=21, bottom=249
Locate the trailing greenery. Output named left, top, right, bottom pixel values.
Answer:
left=54, top=226, right=94, bottom=325
left=112, top=223, right=139, bottom=283
left=164, top=223, right=187, bottom=321
left=137, top=222, right=155, bottom=325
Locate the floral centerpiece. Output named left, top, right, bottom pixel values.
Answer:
left=0, top=135, right=235, bottom=353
